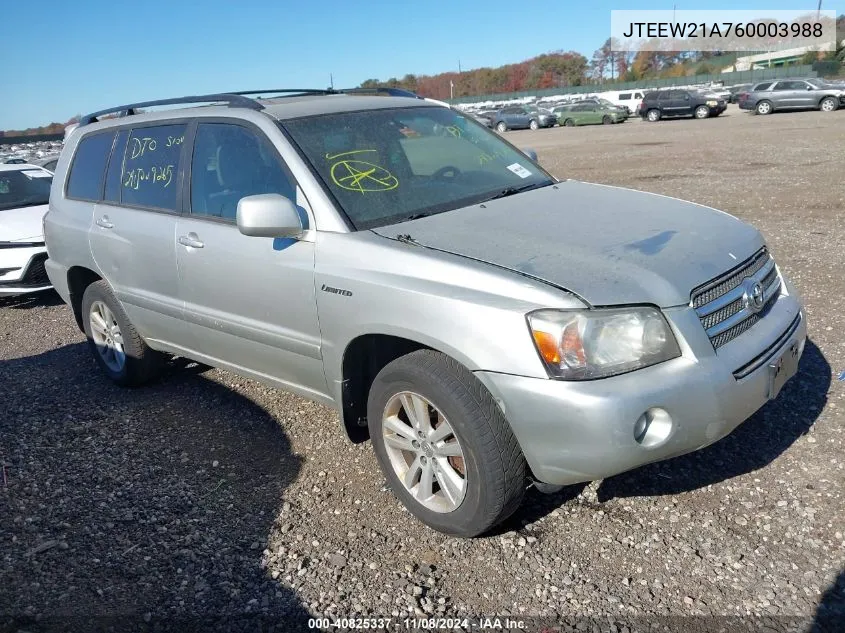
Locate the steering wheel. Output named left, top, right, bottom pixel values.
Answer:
left=432, top=165, right=461, bottom=181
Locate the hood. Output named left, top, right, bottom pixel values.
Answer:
left=0, top=204, right=48, bottom=242
left=372, top=181, right=763, bottom=308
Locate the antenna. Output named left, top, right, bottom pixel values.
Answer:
left=330, top=73, right=334, bottom=89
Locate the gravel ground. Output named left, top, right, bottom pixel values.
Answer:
left=1, top=106, right=843, bottom=633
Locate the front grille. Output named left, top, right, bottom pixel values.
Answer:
left=691, top=248, right=782, bottom=349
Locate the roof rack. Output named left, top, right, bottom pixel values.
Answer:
left=78, top=87, right=425, bottom=127
left=78, top=93, right=264, bottom=126
left=234, top=87, right=424, bottom=100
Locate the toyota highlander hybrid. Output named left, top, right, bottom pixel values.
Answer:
left=43, top=89, right=806, bottom=536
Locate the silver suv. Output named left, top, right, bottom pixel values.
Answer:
left=44, top=89, right=806, bottom=537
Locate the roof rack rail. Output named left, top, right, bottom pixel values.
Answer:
left=78, top=93, right=264, bottom=127
left=78, top=87, right=426, bottom=128
left=234, top=87, right=424, bottom=99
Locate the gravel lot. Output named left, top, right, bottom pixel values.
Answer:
left=1, top=106, right=843, bottom=633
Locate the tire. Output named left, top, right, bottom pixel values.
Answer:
left=646, top=109, right=661, bottom=122
left=694, top=105, right=710, bottom=119
left=496, top=121, right=507, bottom=133
left=367, top=350, right=525, bottom=537
left=563, top=118, right=575, bottom=127
left=819, top=97, right=838, bottom=112
left=81, top=280, right=163, bottom=386
left=602, top=115, right=612, bottom=125
left=528, top=119, right=539, bottom=130
left=756, top=100, right=773, bottom=115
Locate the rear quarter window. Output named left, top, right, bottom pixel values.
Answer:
left=66, top=132, right=116, bottom=201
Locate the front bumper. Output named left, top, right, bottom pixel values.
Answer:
left=476, top=288, right=806, bottom=486
left=0, top=245, right=51, bottom=297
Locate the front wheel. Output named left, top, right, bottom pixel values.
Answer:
left=602, top=115, right=612, bottom=125
left=529, top=119, right=539, bottom=130
left=646, top=109, right=661, bottom=122
left=82, top=280, right=163, bottom=386
left=694, top=105, right=710, bottom=119
left=563, top=118, right=575, bottom=127
left=496, top=121, right=507, bottom=133
left=367, top=350, right=525, bottom=537
left=820, top=97, right=838, bottom=112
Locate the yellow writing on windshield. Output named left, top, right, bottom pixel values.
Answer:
left=327, top=150, right=398, bottom=194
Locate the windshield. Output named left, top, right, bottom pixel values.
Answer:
left=0, top=168, right=53, bottom=211
left=283, top=106, right=554, bottom=230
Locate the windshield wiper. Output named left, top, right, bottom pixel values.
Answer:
left=480, top=182, right=549, bottom=202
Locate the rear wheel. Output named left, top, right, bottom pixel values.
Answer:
left=694, top=105, right=710, bottom=119
left=82, top=280, right=163, bottom=386
left=563, top=118, right=575, bottom=127
left=756, top=100, right=773, bottom=115
left=368, top=350, right=525, bottom=537
left=820, top=97, right=838, bottom=112
left=646, top=109, right=661, bottom=122
left=529, top=119, right=539, bottom=130
left=496, top=121, right=507, bottom=133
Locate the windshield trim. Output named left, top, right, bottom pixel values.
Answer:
left=278, top=105, right=558, bottom=232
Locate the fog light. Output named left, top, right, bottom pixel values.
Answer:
left=633, top=408, right=672, bottom=447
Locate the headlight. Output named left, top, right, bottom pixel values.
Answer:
left=527, top=307, right=681, bottom=380
left=706, top=100, right=717, bottom=106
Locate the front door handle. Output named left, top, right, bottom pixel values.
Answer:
left=178, top=234, right=204, bottom=249
left=96, top=216, right=114, bottom=229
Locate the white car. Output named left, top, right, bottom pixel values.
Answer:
left=0, top=164, right=53, bottom=297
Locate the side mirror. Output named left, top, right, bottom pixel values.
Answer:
left=806, top=86, right=814, bottom=91
left=236, top=193, right=303, bottom=238
left=522, top=148, right=538, bottom=162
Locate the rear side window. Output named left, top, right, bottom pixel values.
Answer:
left=619, top=93, right=631, bottom=100
left=121, top=124, right=187, bottom=211
left=753, top=82, right=773, bottom=91
left=658, top=92, right=672, bottom=101
left=66, top=132, right=115, bottom=201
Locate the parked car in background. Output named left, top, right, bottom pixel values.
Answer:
left=640, top=90, right=727, bottom=122
left=571, top=98, right=629, bottom=120
left=728, top=84, right=753, bottom=103
left=469, top=112, right=494, bottom=128
left=493, top=105, right=556, bottom=132
left=0, top=164, right=53, bottom=297
left=603, top=90, right=646, bottom=114
left=33, top=156, right=60, bottom=172
left=554, top=103, right=625, bottom=126
left=2, top=157, right=27, bottom=164
left=738, top=78, right=845, bottom=115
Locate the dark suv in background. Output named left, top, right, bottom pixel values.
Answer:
left=639, top=90, right=727, bottom=122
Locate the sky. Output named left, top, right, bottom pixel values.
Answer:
left=3, top=0, right=842, bottom=130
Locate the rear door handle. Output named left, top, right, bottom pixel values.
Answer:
left=96, top=216, right=114, bottom=229
left=178, top=234, right=204, bottom=249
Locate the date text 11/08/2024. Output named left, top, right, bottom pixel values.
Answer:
left=307, top=617, right=529, bottom=630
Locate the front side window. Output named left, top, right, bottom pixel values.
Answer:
left=0, top=168, right=53, bottom=211
left=120, top=124, right=187, bottom=211
left=66, top=132, right=115, bottom=201
left=619, top=93, right=631, bottom=100
left=190, top=123, right=295, bottom=220
left=283, top=106, right=553, bottom=230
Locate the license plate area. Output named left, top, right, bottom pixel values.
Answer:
left=768, top=341, right=801, bottom=400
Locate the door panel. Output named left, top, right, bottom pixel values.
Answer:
left=89, top=123, right=189, bottom=343
left=175, top=120, right=327, bottom=399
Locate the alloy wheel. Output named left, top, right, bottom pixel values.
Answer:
left=89, top=300, right=125, bottom=372
left=381, top=391, right=467, bottom=513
